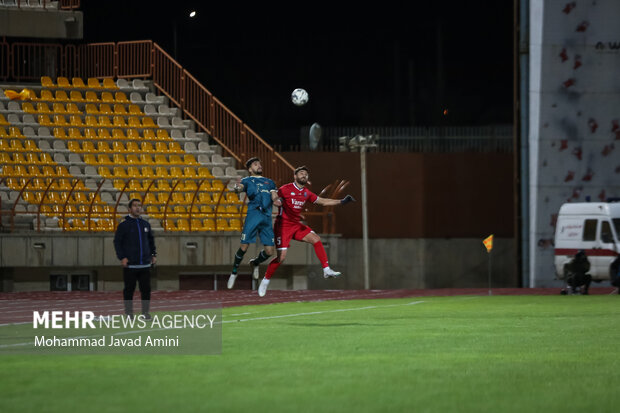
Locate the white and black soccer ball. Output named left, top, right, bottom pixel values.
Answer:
left=291, top=88, right=309, bottom=106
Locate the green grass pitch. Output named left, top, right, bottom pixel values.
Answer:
left=1, top=295, right=619, bottom=412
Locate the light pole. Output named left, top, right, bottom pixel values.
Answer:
left=339, top=135, right=378, bottom=289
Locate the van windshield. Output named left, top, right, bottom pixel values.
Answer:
left=614, top=219, right=620, bottom=241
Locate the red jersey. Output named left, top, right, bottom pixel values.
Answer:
left=277, top=182, right=318, bottom=223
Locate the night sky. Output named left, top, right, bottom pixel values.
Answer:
left=82, top=1, right=514, bottom=147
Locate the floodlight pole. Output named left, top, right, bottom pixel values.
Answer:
left=360, top=145, right=370, bottom=290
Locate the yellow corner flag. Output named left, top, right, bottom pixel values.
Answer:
left=483, top=234, right=494, bottom=253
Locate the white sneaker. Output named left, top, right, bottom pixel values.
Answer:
left=227, top=273, right=237, bottom=289
left=258, top=278, right=270, bottom=297
left=323, top=267, right=342, bottom=278
left=250, top=259, right=260, bottom=280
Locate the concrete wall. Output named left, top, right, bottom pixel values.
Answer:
left=0, top=234, right=516, bottom=292
left=0, top=8, right=83, bottom=39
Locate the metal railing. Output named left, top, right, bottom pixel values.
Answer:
left=2, top=39, right=295, bottom=186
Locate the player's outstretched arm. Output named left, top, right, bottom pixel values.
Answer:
left=316, top=195, right=356, bottom=206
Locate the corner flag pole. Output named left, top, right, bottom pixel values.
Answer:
left=483, top=234, right=494, bottom=296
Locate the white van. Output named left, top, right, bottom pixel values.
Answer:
left=554, top=202, right=620, bottom=281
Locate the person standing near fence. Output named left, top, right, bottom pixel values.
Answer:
left=113, top=199, right=157, bottom=319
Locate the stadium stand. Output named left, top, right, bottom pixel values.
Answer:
left=0, top=77, right=247, bottom=233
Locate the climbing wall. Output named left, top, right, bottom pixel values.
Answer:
left=529, top=0, right=620, bottom=286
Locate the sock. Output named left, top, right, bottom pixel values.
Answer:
left=264, top=257, right=281, bottom=280
left=252, top=250, right=271, bottom=266
left=313, top=241, right=329, bottom=268
left=231, top=248, right=246, bottom=274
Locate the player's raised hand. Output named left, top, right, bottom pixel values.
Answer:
left=340, top=195, right=356, bottom=205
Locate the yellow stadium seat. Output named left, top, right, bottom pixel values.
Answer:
left=36, top=102, right=51, bottom=113
left=169, top=155, right=183, bottom=165
left=115, top=91, right=128, bottom=102
left=197, top=167, right=212, bottom=178
left=38, top=115, right=53, bottom=126
left=141, top=166, right=155, bottom=177
left=169, top=167, right=183, bottom=178
left=85, top=104, right=99, bottom=115
left=140, top=142, right=155, bottom=153
left=53, top=90, right=67, bottom=101
left=156, top=129, right=170, bottom=140
left=143, top=129, right=156, bottom=140
left=142, top=117, right=157, bottom=128
left=0, top=139, right=9, bottom=151
left=126, top=166, right=140, bottom=178
left=128, top=104, right=143, bottom=115
left=40, top=90, right=55, bottom=101
left=183, top=180, right=198, bottom=192
left=53, top=115, right=68, bottom=126
left=0, top=114, right=8, bottom=126
left=84, top=128, right=97, bottom=139
left=126, top=141, right=139, bottom=152
left=55, top=166, right=71, bottom=177
left=69, top=90, right=84, bottom=102
left=103, top=78, right=119, bottom=90
left=229, top=218, right=242, bottom=231
left=112, top=129, right=127, bottom=140
left=39, top=153, right=53, bottom=164
left=83, top=154, right=97, bottom=164
left=198, top=192, right=213, bottom=204
left=156, top=179, right=171, bottom=191
left=127, top=129, right=141, bottom=140
left=24, top=139, right=38, bottom=151
left=154, top=154, right=168, bottom=165
left=98, top=167, right=112, bottom=178
left=67, top=128, right=83, bottom=139
left=98, top=154, right=114, bottom=165
left=84, top=116, right=98, bottom=127
left=111, top=141, right=126, bottom=153
left=155, top=167, right=169, bottom=178
left=52, top=127, right=67, bottom=139
left=69, top=115, right=84, bottom=127
left=203, top=219, right=215, bottom=231
left=57, top=77, right=71, bottom=88
left=0, top=127, right=7, bottom=138
left=184, top=154, right=199, bottom=165
left=67, top=141, right=81, bottom=152
left=97, top=141, right=112, bottom=153
left=113, top=166, right=128, bottom=178
left=97, top=129, right=112, bottom=139
left=183, top=167, right=197, bottom=178
left=128, top=117, right=141, bottom=128
left=98, top=116, right=112, bottom=127
left=216, top=218, right=230, bottom=231
left=171, top=192, right=186, bottom=205
left=126, top=154, right=139, bottom=165
left=99, top=104, right=113, bottom=115
left=113, top=154, right=127, bottom=165
left=176, top=219, right=190, bottom=231
left=113, top=104, right=128, bottom=115
left=66, top=103, right=82, bottom=114
left=41, top=76, right=55, bottom=88
left=190, top=219, right=203, bottom=231
left=155, top=142, right=168, bottom=153
left=87, top=78, right=102, bottom=89
left=85, top=91, right=99, bottom=102
left=169, top=142, right=182, bottom=153
left=72, top=77, right=87, bottom=88
left=52, top=103, right=67, bottom=114
left=211, top=180, right=224, bottom=191
left=144, top=193, right=158, bottom=205
left=101, top=92, right=115, bottom=103
left=10, top=139, right=25, bottom=152
left=113, top=116, right=127, bottom=128
left=25, top=152, right=40, bottom=165
left=9, top=127, right=25, bottom=138
left=22, top=102, right=36, bottom=113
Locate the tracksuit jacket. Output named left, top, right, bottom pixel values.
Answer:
left=113, top=215, right=156, bottom=266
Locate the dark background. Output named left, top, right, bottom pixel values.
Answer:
left=82, top=1, right=514, bottom=147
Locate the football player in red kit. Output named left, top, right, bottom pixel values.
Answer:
left=258, top=166, right=355, bottom=296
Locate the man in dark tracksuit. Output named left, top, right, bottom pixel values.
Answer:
left=113, top=199, right=157, bottom=318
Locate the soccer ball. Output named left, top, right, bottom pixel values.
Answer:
left=291, top=88, right=309, bottom=106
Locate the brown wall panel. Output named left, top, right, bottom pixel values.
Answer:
left=281, top=152, right=514, bottom=238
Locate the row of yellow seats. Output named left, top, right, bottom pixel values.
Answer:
left=38, top=89, right=129, bottom=103
left=83, top=153, right=196, bottom=167
left=57, top=219, right=117, bottom=232
left=22, top=102, right=144, bottom=116
left=150, top=206, right=243, bottom=220
left=19, top=190, right=104, bottom=205
left=0, top=138, right=41, bottom=152
left=38, top=114, right=157, bottom=129
left=97, top=165, right=214, bottom=180
left=1, top=152, right=54, bottom=166
left=41, top=76, right=119, bottom=90
left=52, top=127, right=173, bottom=141
left=2, top=164, right=70, bottom=178
left=3, top=177, right=85, bottom=191
left=0, top=127, right=26, bottom=138
left=133, top=192, right=240, bottom=208
left=118, top=178, right=223, bottom=192
left=162, top=218, right=242, bottom=232
left=68, top=140, right=183, bottom=155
